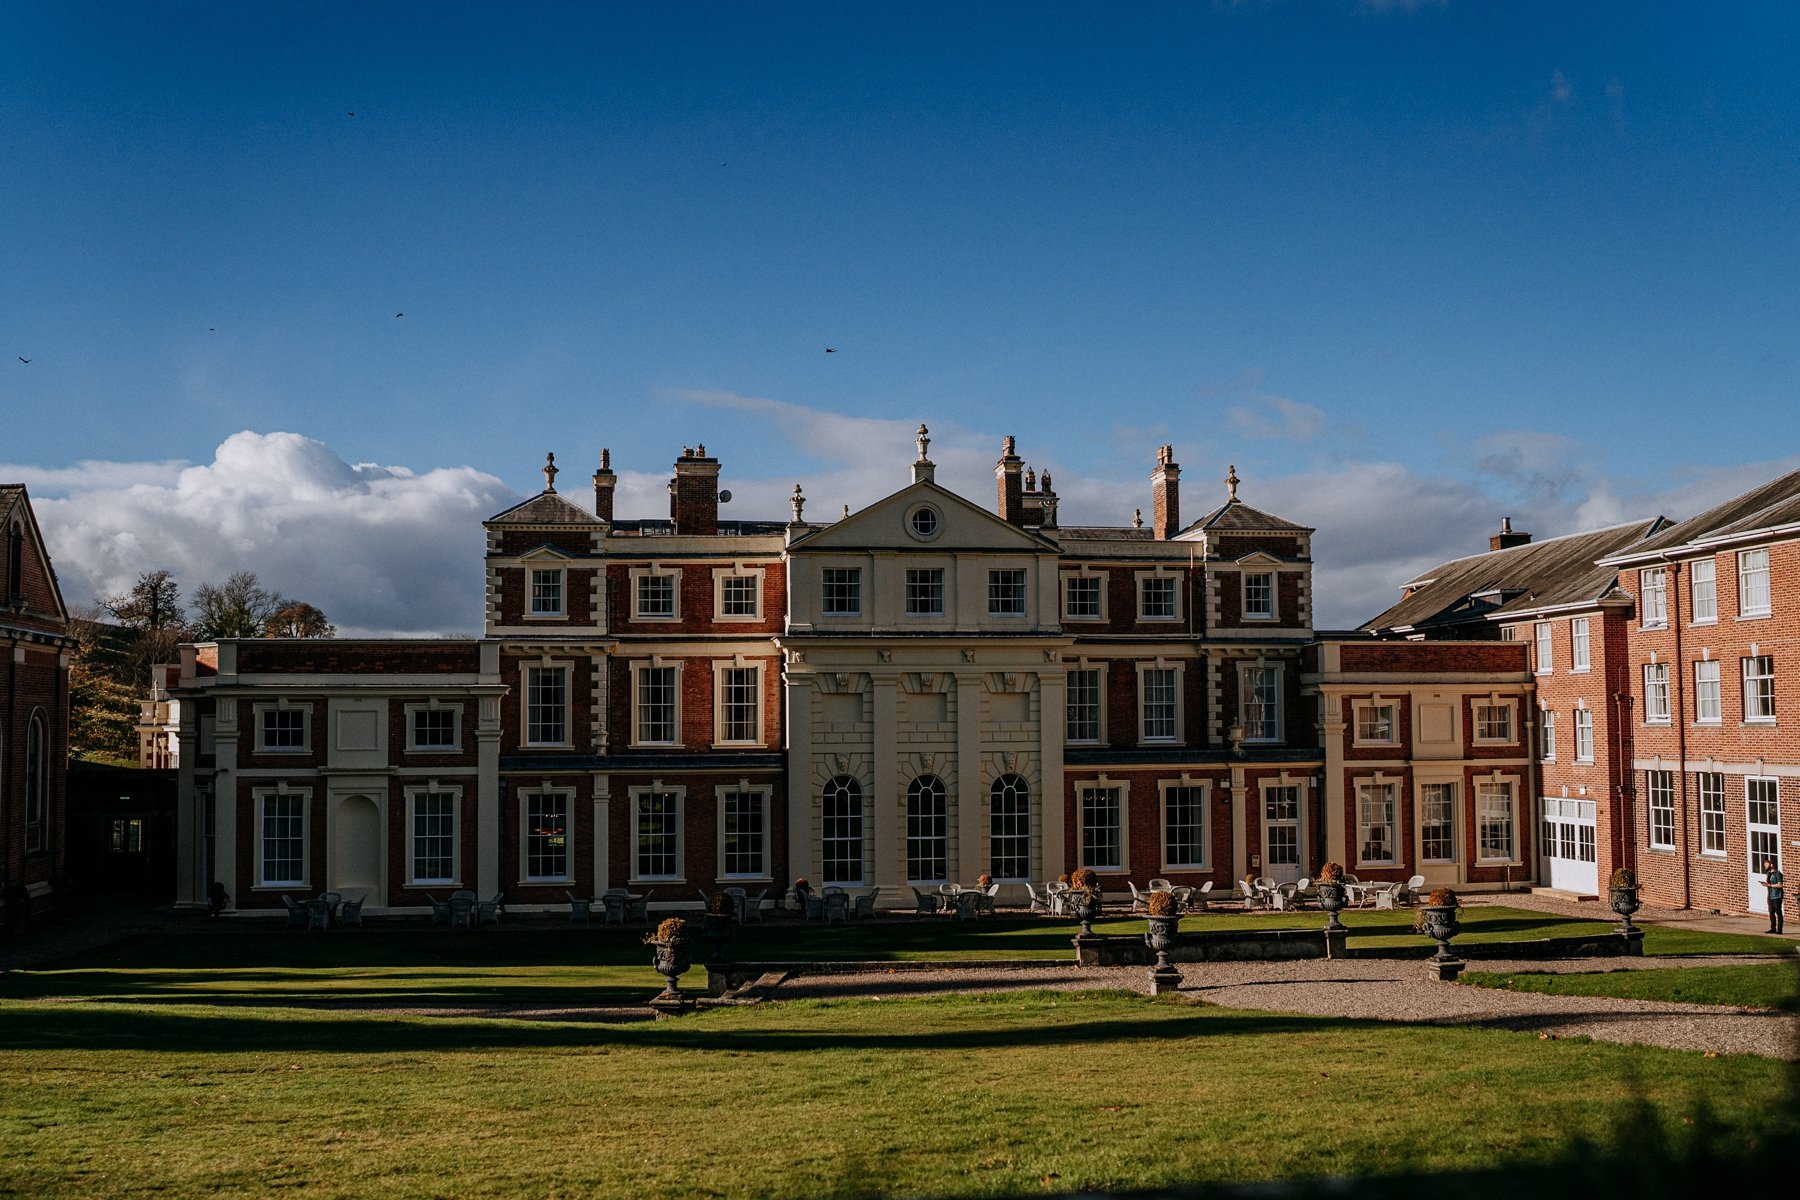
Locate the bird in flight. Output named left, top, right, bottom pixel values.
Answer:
left=824, top=347, right=836, bottom=353
left=347, top=112, right=356, bottom=117
left=395, top=312, right=404, bottom=318
left=17, top=357, right=29, bottom=363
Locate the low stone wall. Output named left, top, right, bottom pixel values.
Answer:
left=1073, top=925, right=1643, bottom=967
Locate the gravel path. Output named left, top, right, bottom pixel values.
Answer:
left=764, top=958, right=1799, bottom=1060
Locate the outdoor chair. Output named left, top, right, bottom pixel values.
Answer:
left=742, top=888, right=768, bottom=922
left=1024, top=882, right=1050, bottom=914
left=1127, top=881, right=1149, bottom=912
left=1239, top=881, right=1265, bottom=910
left=565, top=891, right=592, bottom=923
left=477, top=892, right=504, bottom=926
left=804, top=893, right=825, bottom=921
left=448, top=894, right=475, bottom=929
left=1190, top=880, right=1215, bottom=912
left=953, top=890, right=982, bottom=921
left=281, top=894, right=308, bottom=929
left=1373, top=884, right=1398, bottom=910
left=338, top=896, right=365, bottom=929
left=1401, top=874, right=1426, bottom=905
left=1169, top=885, right=1194, bottom=911
left=428, top=894, right=451, bottom=927
left=1148, top=878, right=1172, bottom=892
left=853, top=887, right=880, bottom=919
left=724, top=886, right=748, bottom=921
left=626, top=891, right=651, bottom=922
left=306, top=898, right=332, bottom=931
left=823, top=890, right=850, bottom=923
left=600, top=888, right=629, bottom=924
left=911, top=886, right=941, bottom=915
left=976, top=883, right=998, bottom=917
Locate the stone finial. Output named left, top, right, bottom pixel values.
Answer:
left=1024, top=467, right=1036, bottom=492
left=542, top=452, right=559, bottom=493
left=842, top=504, right=850, bottom=519
left=790, top=484, right=806, bottom=522
left=1002, top=434, right=1016, bottom=457
left=1132, top=507, right=1143, bottom=529
left=916, top=424, right=931, bottom=462
left=1041, top=471, right=1052, bottom=492
left=600, top=448, right=611, bottom=470
left=1226, top=464, right=1240, bottom=501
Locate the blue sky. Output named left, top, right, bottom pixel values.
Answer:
left=4, top=2, right=1797, bottom=632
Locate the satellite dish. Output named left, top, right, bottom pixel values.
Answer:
left=718, top=489, right=733, bottom=503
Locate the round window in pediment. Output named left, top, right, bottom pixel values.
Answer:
left=907, top=505, right=942, bottom=541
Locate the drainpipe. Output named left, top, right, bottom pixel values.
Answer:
left=1662, top=555, right=1691, bottom=910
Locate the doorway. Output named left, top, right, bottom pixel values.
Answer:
left=332, top=794, right=383, bottom=897
left=1262, top=785, right=1302, bottom=885
left=1747, top=778, right=1781, bottom=916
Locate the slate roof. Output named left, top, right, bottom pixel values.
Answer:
left=484, top=490, right=600, bottom=525
left=1361, top=517, right=1667, bottom=635
left=0, top=485, right=22, bottom=516
left=1598, top=466, right=1800, bottom=565
left=1183, top=497, right=1313, bottom=535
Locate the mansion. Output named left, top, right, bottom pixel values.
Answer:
left=163, top=433, right=1795, bottom=920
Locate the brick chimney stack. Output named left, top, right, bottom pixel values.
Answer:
left=996, top=435, right=1025, bottom=524
left=1489, top=517, right=1532, bottom=552
left=1151, top=444, right=1180, bottom=540
left=670, top=444, right=721, bottom=535
left=592, top=449, right=616, bottom=522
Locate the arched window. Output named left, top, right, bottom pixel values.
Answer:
left=820, top=776, right=863, bottom=885
left=25, top=710, right=47, bottom=852
left=989, top=773, right=1032, bottom=881
left=905, top=775, right=948, bottom=883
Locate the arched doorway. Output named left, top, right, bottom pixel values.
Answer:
left=332, top=794, right=382, bottom=896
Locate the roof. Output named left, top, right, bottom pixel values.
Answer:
left=0, top=485, right=22, bottom=513
left=1361, top=517, right=1666, bottom=634
left=484, top=490, right=600, bottom=526
left=1182, top=497, right=1313, bottom=536
left=1599, top=465, right=1800, bottom=565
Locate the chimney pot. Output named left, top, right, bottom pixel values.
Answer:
left=1151, top=444, right=1180, bottom=540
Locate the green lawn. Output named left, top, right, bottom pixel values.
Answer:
left=2, top=986, right=1792, bottom=1198
left=1465, top=961, right=1800, bottom=1010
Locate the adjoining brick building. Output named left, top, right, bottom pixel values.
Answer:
left=1, top=485, right=74, bottom=925
left=182, top=432, right=1714, bottom=917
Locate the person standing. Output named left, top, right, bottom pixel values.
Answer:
left=1764, top=857, right=1785, bottom=935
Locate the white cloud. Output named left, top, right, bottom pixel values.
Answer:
left=31, top=431, right=517, bottom=636
left=0, top=457, right=190, bottom=494
left=1227, top=395, right=1332, bottom=443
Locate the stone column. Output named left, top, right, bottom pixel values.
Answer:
left=786, top=671, right=816, bottom=884
left=872, top=673, right=900, bottom=892
left=956, top=672, right=985, bottom=882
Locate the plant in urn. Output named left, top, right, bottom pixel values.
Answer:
left=1068, top=867, right=1102, bottom=936
left=1418, top=887, right=1461, bottom=961
left=1315, top=861, right=1349, bottom=932
left=645, top=917, right=693, bottom=999
left=1607, top=867, right=1641, bottom=934
left=1143, top=889, right=1181, bottom=993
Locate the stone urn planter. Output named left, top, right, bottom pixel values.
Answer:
left=646, top=918, right=693, bottom=1000
left=1422, top=904, right=1461, bottom=957
left=1315, top=864, right=1349, bottom=933
left=1608, top=868, right=1641, bottom=934
left=1067, top=868, right=1104, bottom=938
left=1144, top=905, right=1182, bottom=994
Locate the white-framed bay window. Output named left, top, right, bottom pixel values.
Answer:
left=713, top=661, right=763, bottom=746
left=1078, top=781, right=1126, bottom=872
left=1355, top=779, right=1397, bottom=866
left=408, top=785, right=460, bottom=885
left=1475, top=778, right=1519, bottom=863
left=523, top=663, right=571, bottom=747
left=718, top=784, right=772, bottom=880
left=631, top=785, right=684, bottom=883
left=520, top=787, right=572, bottom=884
left=1160, top=780, right=1210, bottom=870
left=1137, top=661, right=1183, bottom=744
left=632, top=661, right=680, bottom=746
left=255, top=787, right=309, bottom=888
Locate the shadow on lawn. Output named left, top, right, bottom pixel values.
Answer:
left=0, top=1003, right=1346, bottom=1054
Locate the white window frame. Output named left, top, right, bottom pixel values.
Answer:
left=713, top=566, right=764, bottom=622
left=630, top=785, right=685, bottom=883
left=712, top=661, right=763, bottom=747
left=1570, top=616, right=1591, bottom=672
left=1573, top=706, right=1594, bottom=762
left=1737, top=548, right=1771, bottom=617
left=1533, top=622, right=1553, bottom=675
left=905, top=774, right=950, bottom=885
left=1643, top=662, right=1671, bottom=725
left=1694, top=659, right=1721, bottom=725
left=1078, top=781, right=1127, bottom=873
left=988, top=568, right=1028, bottom=617
left=254, top=702, right=310, bottom=754
left=1136, top=661, right=1183, bottom=745
left=523, top=663, right=572, bottom=748
left=820, top=567, right=862, bottom=617
left=988, top=773, right=1033, bottom=882
left=630, top=565, right=679, bottom=621
left=1136, top=570, right=1180, bottom=622
left=1646, top=769, right=1675, bottom=850
left=1419, top=781, right=1456, bottom=863
left=1062, top=571, right=1107, bottom=621
left=1539, top=708, right=1556, bottom=761
left=1697, top=772, right=1726, bottom=857
left=528, top=566, right=566, bottom=617
left=1475, top=778, right=1520, bottom=864
left=520, top=787, right=573, bottom=884
left=1639, top=566, right=1668, bottom=628
left=632, top=661, right=681, bottom=747
left=408, top=785, right=461, bottom=886
left=1355, top=780, right=1397, bottom=867
left=820, top=775, right=865, bottom=886
left=1240, top=663, right=1282, bottom=743
left=1159, top=780, right=1210, bottom=870
left=1472, top=698, right=1516, bottom=744
left=1242, top=571, right=1275, bottom=621
left=255, top=787, right=309, bottom=888
left=904, top=567, right=946, bottom=617
left=718, top=785, right=773, bottom=881
left=1352, top=700, right=1397, bottom=746
left=1742, top=654, right=1775, bottom=723
left=405, top=702, right=463, bottom=753
left=1065, top=664, right=1106, bottom=745
left=1690, top=558, right=1717, bottom=624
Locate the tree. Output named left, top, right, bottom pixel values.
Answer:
left=190, top=571, right=334, bottom=640
left=98, top=569, right=188, bottom=689
left=66, top=606, right=143, bottom=763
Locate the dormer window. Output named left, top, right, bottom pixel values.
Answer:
left=529, top=568, right=564, bottom=616
left=1243, top=572, right=1274, bottom=620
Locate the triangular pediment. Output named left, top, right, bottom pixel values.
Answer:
left=518, top=545, right=575, bottom=562
left=790, top=479, right=1058, bottom=553
left=484, top=491, right=600, bottom=527
left=1233, top=550, right=1284, bottom=567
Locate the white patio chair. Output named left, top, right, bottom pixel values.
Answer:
left=853, top=887, right=881, bottom=919
left=1128, top=881, right=1149, bottom=912
left=911, top=886, right=942, bottom=915
left=1024, top=882, right=1051, bottom=914
left=1402, top=874, right=1426, bottom=905
left=742, top=888, right=768, bottom=922
left=976, top=883, right=998, bottom=917
left=1148, top=878, right=1172, bottom=892
left=823, top=890, right=850, bottom=923
left=725, top=886, right=748, bottom=921
left=1190, top=880, right=1215, bottom=912
left=1373, top=884, right=1398, bottom=911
